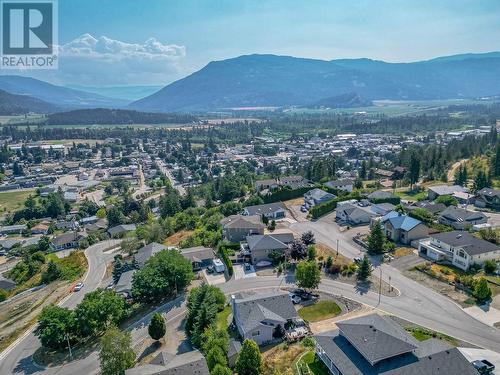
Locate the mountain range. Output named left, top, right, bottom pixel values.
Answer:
left=130, top=52, right=500, bottom=112
left=0, top=89, right=57, bottom=115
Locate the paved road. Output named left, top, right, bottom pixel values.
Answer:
left=0, top=240, right=121, bottom=374
left=156, top=159, right=186, bottom=196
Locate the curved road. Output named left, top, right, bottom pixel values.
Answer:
left=0, top=240, right=121, bottom=375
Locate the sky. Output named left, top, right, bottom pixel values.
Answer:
left=10, top=0, right=500, bottom=87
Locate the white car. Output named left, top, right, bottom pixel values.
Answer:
left=289, top=293, right=301, bottom=304
left=73, top=282, right=84, bottom=292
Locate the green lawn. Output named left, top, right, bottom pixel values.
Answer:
left=405, top=327, right=458, bottom=346
left=216, top=305, right=231, bottom=330
left=0, top=190, right=35, bottom=215
left=297, top=351, right=330, bottom=375
left=395, top=190, right=427, bottom=202
left=298, top=301, right=341, bottom=322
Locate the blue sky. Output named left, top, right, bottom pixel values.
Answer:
left=19, top=0, right=500, bottom=86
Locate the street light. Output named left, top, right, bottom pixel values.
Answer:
left=65, top=332, right=73, bottom=361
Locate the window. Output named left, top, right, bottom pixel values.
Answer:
left=252, top=331, right=260, bottom=337
left=458, top=249, right=466, bottom=258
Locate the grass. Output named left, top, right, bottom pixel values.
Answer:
left=215, top=305, right=231, bottom=331
left=393, top=247, right=414, bottom=258
left=298, top=301, right=342, bottom=322
left=0, top=190, right=35, bottom=215
left=262, top=342, right=306, bottom=375
left=49, top=251, right=87, bottom=281
left=395, top=189, right=427, bottom=202
left=405, top=327, right=458, bottom=346
left=296, top=351, right=330, bottom=375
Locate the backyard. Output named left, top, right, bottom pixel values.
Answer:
left=298, top=301, right=342, bottom=323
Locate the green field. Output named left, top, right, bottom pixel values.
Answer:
left=298, top=300, right=342, bottom=322
left=0, top=190, right=34, bottom=215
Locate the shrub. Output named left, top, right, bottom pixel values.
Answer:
left=329, top=263, right=342, bottom=274
left=484, top=260, right=497, bottom=274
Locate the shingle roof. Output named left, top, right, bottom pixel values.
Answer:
left=246, top=233, right=293, bottom=251
left=220, top=215, right=265, bottom=230
left=431, top=231, right=500, bottom=256
left=305, top=188, right=336, bottom=201
left=125, top=349, right=209, bottom=375
left=439, top=207, right=487, bottom=222
left=233, top=292, right=298, bottom=334
left=428, top=185, right=467, bottom=196
left=135, top=242, right=167, bottom=267
left=115, top=270, right=136, bottom=294
left=180, top=246, right=215, bottom=262
left=336, top=314, right=418, bottom=365
left=244, top=202, right=286, bottom=216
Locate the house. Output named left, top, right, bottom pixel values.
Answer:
left=243, top=202, right=287, bottom=219
left=180, top=246, right=216, bottom=270
left=80, top=215, right=99, bottom=226
left=379, top=211, right=428, bottom=245
left=31, top=223, right=49, bottom=235
left=231, top=292, right=299, bottom=346
left=304, top=188, right=336, bottom=208
left=279, top=175, right=307, bottom=189
left=243, top=233, right=294, bottom=264
left=325, top=179, right=354, bottom=193
left=336, top=203, right=378, bottom=226
left=221, top=215, right=265, bottom=242
left=255, top=179, right=278, bottom=191
left=475, top=188, right=500, bottom=210
left=419, top=231, right=500, bottom=271
left=115, top=269, right=136, bottom=296
left=438, top=207, right=487, bottom=230
left=56, top=219, right=80, bottom=231
left=125, top=349, right=209, bottom=375
left=373, top=168, right=394, bottom=179
left=0, top=224, right=27, bottom=235
left=315, top=313, right=478, bottom=375
left=427, top=185, right=467, bottom=201
left=107, top=224, right=137, bottom=237
left=453, top=191, right=475, bottom=205
left=392, top=166, right=406, bottom=180
left=50, top=232, right=84, bottom=251
left=367, top=190, right=396, bottom=202
left=84, top=218, right=108, bottom=232
left=135, top=242, right=167, bottom=268
left=404, top=201, right=446, bottom=215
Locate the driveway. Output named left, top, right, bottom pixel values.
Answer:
left=459, top=347, right=500, bottom=375
left=202, top=270, right=226, bottom=285
left=234, top=264, right=257, bottom=280
left=464, top=304, right=500, bottom=327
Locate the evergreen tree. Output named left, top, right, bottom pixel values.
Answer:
left=367, top=221, right=385, bottom=255
left=473, top=278, right=492, bottom=302
left=356, top=255, right=372, bottom=281
left=236, top=339, right=262, bottom=375
left=148, top=313, right=166, bottom=341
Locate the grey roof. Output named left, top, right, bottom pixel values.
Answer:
left=115, top=270, right=136, bottom=294
left=431, top=231, right=500, bottom=256
left=125, top=349, right=209, bottom=375
left=246, top=233, right=293, bottom=251
left=305, top=188, right=336, bottom=201
left=477, top=187, right=500, bottom=198
left=220, top=215, right=265, bottom=230
left=244, top=202, right=286, bottom=216
left=181, top=246, right=215, bottom=262
left=336, top=314, right=418, bottom=365
left=428, top=184, right=467, bottom=196
left=325, top=179, right=354, bottom=188
left=367, top=190, right=395, bottom=200
left=135, top=242, right=167, bottom=267
left=108, top=224, right=136, bottom=236
left=51, top=232, right=79, bottom=246
left=227, top=339, right=242, bottom=359
left=233, top=292, right=298, bottom=334
left=0, top=278, right=16, bottom=291
left=406, top=201, right=446, bottom=214
left=439, top=207, right=487, bottom=222
left=315, top=314, right=477, bottom=375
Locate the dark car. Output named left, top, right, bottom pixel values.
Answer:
left=472, top=359, right=495, bottom=374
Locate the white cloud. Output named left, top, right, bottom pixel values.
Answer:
left=26, top=34, right=189, bottom=87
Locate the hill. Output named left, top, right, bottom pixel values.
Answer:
left=0, top=89, right=57, bottom=115
left=0, top=76, right=127, bottom=109
left=130, top=53, right=500, bottom=112
left=46, top=108, right=198, bottom=125
left=306, top=92, right=372, bottom=108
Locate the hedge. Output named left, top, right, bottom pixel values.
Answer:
left=369, top=197, right=401, bottom=205
left=309, top=192, right=362, bottom=219
left=218, top=245, right=234, bottom=277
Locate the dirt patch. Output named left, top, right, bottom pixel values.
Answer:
left=309, top=304, right=373, bottom=334
left=403, top=269, right=471, bottom=307
left=262, top=342, right=306, bottom=375
left=394, top=247, right=415, bottom=258
left=164, top=230, right=194, bottom=246
left=315, top=243, right=352, bottom=265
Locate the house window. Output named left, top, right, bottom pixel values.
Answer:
left=252, top=331, right=260, bottom=337
left=458, top=249, right=466, bottom=258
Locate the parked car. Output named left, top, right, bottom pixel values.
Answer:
left=300, top=205, right=307, bottom=212
left=289, top=292, right=301, bottom=304
left=207, top=265, right=215, bottom=274
left=472, top=359, right=495, bottom=374
left=105, top=281, right=115, bottom=290
left=73, top=282, right=84, bottom=292
left=293, top=289, right=318, bottom=300
left=354, top=257, right=362, bottom=264
left=244, top=262, right=251, bottom=271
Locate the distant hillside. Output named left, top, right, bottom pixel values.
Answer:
left=306, top=92, right=372, bottom=108
left=130, top=52, right=500, bottom=112
left=46, top=108, right=198, bottom=125
left=66, top=85, right=162, bottom=101
left=0, top=89, right=57, bottom=115
left=0, top=76, right=127, bottom=109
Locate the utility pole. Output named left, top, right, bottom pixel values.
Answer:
left=336, top=239, right=339, bottom=258
left=378, top=267, right=382, bottom=305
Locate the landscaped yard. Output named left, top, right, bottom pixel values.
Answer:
left=296, top=351, right=330, bottom=375
left=298, top=301, right=341, bottom=322
left=0, top=190, right=35, bottom=215
left=405, top=326, right=458, bottom=346
left=395, top=189, right=427, bottom=202
left=215, top=305, right=231, bottom=330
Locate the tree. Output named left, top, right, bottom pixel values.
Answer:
left=159, top=192, right=182, bottom=218
left=202, top=327, right=229, bottom=356
left=473, top=278, right=492, bottom=302
left=295, top=261, right=321, bottom=290
left=359, top=161, right=367, bottom=180
left=473, top=170, right=491, bottom=192
left=148, top=313, right=166, bottom=341
left=325, top=256, right=333, bottom=269
left=289, top=239, right=307, bottom=260
left=107, top=206, right=126, bottom=227
left=35, top=305, right=76, bottom=350
left=75, top=290, right=126, bottom=337
left=454, top=164, right=468, bottom=186
left=301, top=231, right=316, bottom=246
left=41, top=260, right=61, bottom=284
left=211, top=364, right=232, bottom=375
left=478, top=228, right=499, bottom=244
left=435, top=195, right=458, bottom=207
left=367, top=221, right=385, bottom=255
left=356, top=255, right=372, bottom=281
left=261, top=214, right=269, bottom=225
left=236, top=339, right=262, bottom=375
left=132, top=249, right=193, bottom=304
left=99, top=326, right=135, bottom=375
left=483, top=260, right=498, bottom=274
left=206, top=346, right=227, bottom=371
left=307, top=245, right=317, bottom=261
left=408, top=153, right=420, bottom=189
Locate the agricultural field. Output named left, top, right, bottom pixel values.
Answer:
left=0, top=189, right=35, bottom=215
